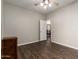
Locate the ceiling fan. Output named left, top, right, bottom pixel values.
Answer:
left=34, top=0, right=59, bottom=9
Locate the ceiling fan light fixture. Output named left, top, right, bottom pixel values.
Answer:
left=44, top=5, right=47, bottom=9
left=34, top=0, right=59, bottom=9
left=40, top=3, right=44, bottom=6
left=45, top=0, right=48, bottom=4
left=49, top=3, right=52, bottom=7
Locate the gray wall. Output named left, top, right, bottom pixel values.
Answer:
left=2, top=1, right=78, bottom=49
left=3, top=3, right=45, bottom=45
left=47, top=2, right=78, bottom=49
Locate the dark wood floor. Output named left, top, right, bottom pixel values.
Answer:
left=18, top=40, right=78, bottom=59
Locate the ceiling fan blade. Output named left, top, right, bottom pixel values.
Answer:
left=34, top=3, right=38, bottom=6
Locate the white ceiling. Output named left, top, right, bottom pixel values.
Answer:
left=3, top=0, right=77, bottom=14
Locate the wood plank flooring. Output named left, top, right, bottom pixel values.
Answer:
left=18, top=40, right=78, bottom=59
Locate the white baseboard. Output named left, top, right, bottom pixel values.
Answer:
left=51, top=41, right=78, bottom=50
left=18, top=40, right=44, bottom=46
left=18, top=40, right=77, bottom=50
left=18, top=40, right=39, bottom=46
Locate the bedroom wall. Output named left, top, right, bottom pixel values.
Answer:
left=3, top=2, right=45, bottom=45
left=1, top=0, right=5, bottom=38
left=47, top=1, right=78, bottom=49
left=2, top=1, right=78, bottom=49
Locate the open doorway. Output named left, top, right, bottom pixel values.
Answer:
left=46, top=20, right=51, bottom=42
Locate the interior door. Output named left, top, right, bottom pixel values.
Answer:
left=40, top=20, right=47, bottom=41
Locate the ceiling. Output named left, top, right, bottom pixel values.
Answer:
left=3, top=0, right=77, bottom=14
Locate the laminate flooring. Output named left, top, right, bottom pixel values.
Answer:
left=18, top=40, right=78, bottom=59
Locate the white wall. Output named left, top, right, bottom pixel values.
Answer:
left=3, top=1, right=78, bottom=49
left=3, top=2, right=45, bottom=45
left=47, top=2, right=78, bottom=49
left=1, top=0, right=5, bottom=38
